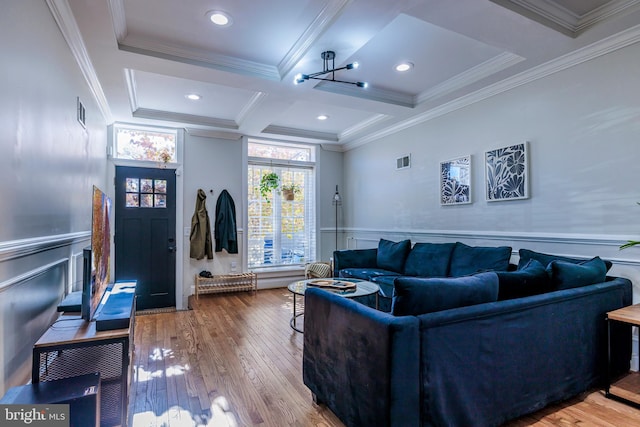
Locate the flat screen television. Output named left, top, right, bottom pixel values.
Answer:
left=81, top=186, right=112, bottom=321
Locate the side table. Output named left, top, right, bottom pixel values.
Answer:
left=606, top=304, right=640, bottom=408
left=287, top=279, right=379, bottom=333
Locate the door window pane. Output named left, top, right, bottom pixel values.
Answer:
left=141, top=194, right=153, bottom=208
left=141, top=179, right=153, bottom=193
left=155, top=180, right=167, bottom=194
left=155, top=195, right=167, bottom=208
left=126, top=193, right=139, bottom=207
left=126, top=178, right=139, bottom=192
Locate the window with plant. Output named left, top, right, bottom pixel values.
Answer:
left=247, top=139, right=316, bottom=268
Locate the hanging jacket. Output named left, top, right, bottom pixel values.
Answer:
left=190, top=189, right=213, bottom=260
left=215, top=189, right=238, bottom=254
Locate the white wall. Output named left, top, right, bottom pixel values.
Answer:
left=0, top=1, right=108, bottom=395
left=342, top=40, right=640, bottom=291
left=182, top=134, right=244, bottom=302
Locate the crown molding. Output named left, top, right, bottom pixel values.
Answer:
left=236, top=92, right=268, bottom=126
left=262, top=125, right=339, bottom=142
left=315, top=81, right=415, bottom=108
left=46, top=0, right=113, bottom=123
left=185, top=128, right=243, bottom=141
left=277, top=0, right=352, bottom=79
left=123, top=68, right=139, bottom=113
left=108, top=0, right=127, bottom=41
left=133, top=108, right=238, bottom=129
left=416, top=52, right=525, bottom=105
left=491, top=0, right=640, bottom=37
left=343, top=24, right=640, bottom=151
left=119, top=35, right=280, bottom=81
left=339, top=114, right=390, bottom=141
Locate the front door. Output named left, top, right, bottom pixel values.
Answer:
left=115, top=166, right=176, bottom=310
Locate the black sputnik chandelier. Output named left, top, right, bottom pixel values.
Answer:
left=294, top=50, right=368, bottom=88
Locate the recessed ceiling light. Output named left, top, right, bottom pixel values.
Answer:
left=395, top=62, right=414, bottom=72
left=317, top=115, right=329, bottom=121
left=207, top=11, right=232, bottom=27
left=186, top=94, right=201, bottom=100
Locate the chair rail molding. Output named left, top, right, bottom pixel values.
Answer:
left=0, top=231, right=91, bottom=263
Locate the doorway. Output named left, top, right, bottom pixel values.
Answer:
left=115, top=166, right=176, bottom=309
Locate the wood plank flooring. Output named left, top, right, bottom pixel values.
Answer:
left=128, top=288, right=640, bottom=427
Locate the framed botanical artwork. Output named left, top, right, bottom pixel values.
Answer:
left=440, top=155, right=471, bottom=205
left=485, top=142, right=529, bottom=201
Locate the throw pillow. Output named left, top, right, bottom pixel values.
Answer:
left=496, top=259, right=551, bottom=300
left=377, top=239, right=412, bottom=273
left=546, top=256, right=607, bottom=290
left=391, top=272, right=499, bottom=316
left=448, top=242, right=512, bottom=277
left=403, top=242, right=456, bottom=277
left=518, top=248, right=612, bottom=271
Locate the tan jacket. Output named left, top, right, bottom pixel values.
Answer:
left=189, top=189, right=213, bottom=260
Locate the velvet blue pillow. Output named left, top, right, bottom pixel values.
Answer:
left=496, top=259, right=552, bottom=300
left=403, top=242, right=455, bottom=277
left=391, top=272, right=499, bottom=316
left=518, top=248, right=612, bottom=271
left=376, top=239, right=411, bottom=273
left=448, top=243, right=512, bottom=277
left=546, top=256, right=607, bottom=290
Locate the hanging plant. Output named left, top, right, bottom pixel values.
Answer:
left=281, top=183, right=301, bottom=201
left=259, top=172, right=280, bottom=200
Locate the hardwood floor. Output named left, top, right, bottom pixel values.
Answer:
left=128, top=288, right=640, bottom=426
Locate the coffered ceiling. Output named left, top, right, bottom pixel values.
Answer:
left=55, top=0, right=640, bottom=149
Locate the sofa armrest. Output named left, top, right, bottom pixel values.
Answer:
left=303, top=288, right=420, bottom=427
left=332, top=248, right=378, bottom=277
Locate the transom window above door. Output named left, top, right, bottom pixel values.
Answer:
left=114, top=126, right=177, bottom=163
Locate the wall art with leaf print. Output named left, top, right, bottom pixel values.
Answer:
left=440, top=155, right=471, bottom=205
left=485, top=142, right=529, bottom=201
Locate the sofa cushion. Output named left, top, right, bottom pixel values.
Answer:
left=391, top=272, right=499, bottom=316
left=546, top=257, right=608, bottom=290
left=496, top=259, right=551, bottom=300
left=340, top=268, right=399, bottom=281
left=403, top=242, right=455, bottom=277
left=448, top=243, right=512, bottom=277
left=370, top=275, right=398, bottom=299
left=518, top=248, right=612, bottom=271
left=377, top=239, right=412, bottom=273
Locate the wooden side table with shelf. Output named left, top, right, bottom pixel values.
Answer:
left=32, top=311, right=135, bottom=427
left=606, top=304, right=640, bottom=408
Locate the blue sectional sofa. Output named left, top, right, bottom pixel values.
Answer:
left=304, top=240, right=632, bottom=427
left=334, top=239, right=514, bottom=311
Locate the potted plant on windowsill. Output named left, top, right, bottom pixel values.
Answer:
left=259, top=172, right=280, bottom=201
left=281, top=183, right=301, bottom=201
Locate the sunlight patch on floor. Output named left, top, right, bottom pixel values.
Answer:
left=131, top=398, right=238, bottom=427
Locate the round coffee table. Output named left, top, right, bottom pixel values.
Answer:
left=287, top=278, right=379, bottom=333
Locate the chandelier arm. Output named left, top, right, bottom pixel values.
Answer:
left=307, top=77, right=361, bottom=86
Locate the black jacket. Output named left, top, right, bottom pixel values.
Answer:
left=215, top=189, right=238, bottom=254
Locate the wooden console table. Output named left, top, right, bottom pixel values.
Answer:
left=32, top=309, right=135, bottom=426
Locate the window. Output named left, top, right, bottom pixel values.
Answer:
left=248, top=139, right=316, bottom=269
left=114, top=126, right=177, bottom=163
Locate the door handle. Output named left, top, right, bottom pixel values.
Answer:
left=168, top=246, right=176, bottom=252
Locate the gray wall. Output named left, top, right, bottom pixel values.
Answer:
left=342, top=40, right=640, bottom=295
left=0, top=2, right=107, bottom=395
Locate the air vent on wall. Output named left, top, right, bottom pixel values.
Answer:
left=77, top=97, right=86, bottom=128
left=396, top=154, right=411, bottom=170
